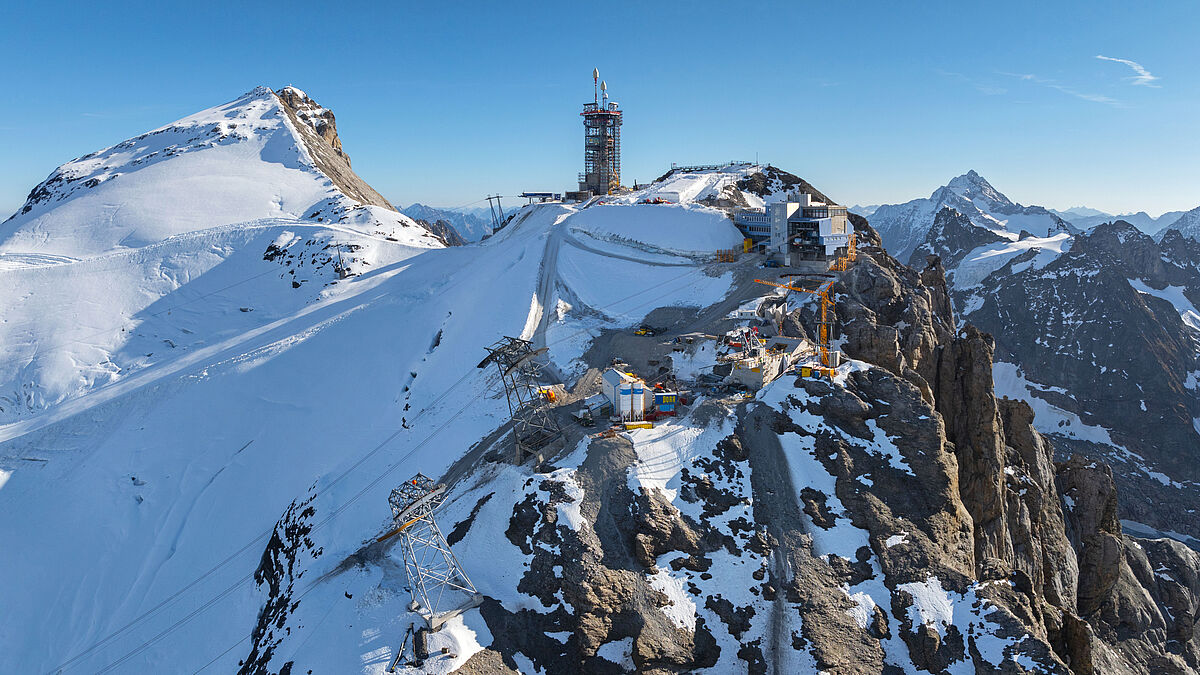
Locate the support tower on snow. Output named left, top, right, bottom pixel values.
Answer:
left=478, top=336, right=563, bottom=465
left=383, top=474, right=480, bottom=630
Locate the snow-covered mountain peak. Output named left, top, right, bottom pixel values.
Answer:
left=871, top=171, right=1071, bottom=262
left=937, top=169, right=1013, bottom=210
left=1, top=86, right=436, bottom=257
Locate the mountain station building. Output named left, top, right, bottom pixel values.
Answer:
left=734, top=192, right=853, bottom=266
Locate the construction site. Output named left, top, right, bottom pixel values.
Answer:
left=361, top=69, right=868, bottom=671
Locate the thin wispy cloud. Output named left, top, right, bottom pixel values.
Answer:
left=1095, top=55, right=1160, bottom=87
left=937, top=70, right=1007, bottom=96
left=1000, top=71, right=1120, bottom=106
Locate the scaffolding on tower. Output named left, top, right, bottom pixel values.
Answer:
left=378, top=473, right=480, bottom=630
left=478, top=336, right=564, bottom=465
left=579, top=68, right=622, bottom=195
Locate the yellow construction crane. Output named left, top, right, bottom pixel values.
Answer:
left=831, top=232, right=857, bottom=272
left=754, top=277, right=836, bottom=374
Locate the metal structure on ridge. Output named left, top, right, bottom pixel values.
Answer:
left=486, top=194, right=506, bottom=232
left=379, top=474, right=479, bottom=630
left=478, top=336, right=563, bottom=464
left=579, top=68, right=622, bottom=195
left=754, top=277, right=837, bottom=374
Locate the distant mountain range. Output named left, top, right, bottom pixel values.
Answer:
left=867, top=171, right=1200, bottom=548
left=399, top=203, right=492, bottom=242
left=860, top=183, right=1194, bottom=249
left=1048, top=207, right=1189, bottom=234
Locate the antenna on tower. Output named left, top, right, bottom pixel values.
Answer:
left=593, top=67, right=599, bottom=104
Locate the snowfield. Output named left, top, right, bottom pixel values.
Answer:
left=0, top=87, right=440, bottom=258
left=950, top=232, right=1072, bottom=291
left=0, top=87, right=763, bottom=671
left=565, top=202, right=745, bottom=256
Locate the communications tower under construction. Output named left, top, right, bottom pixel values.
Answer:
left=579, top=68, right=622, bottom=195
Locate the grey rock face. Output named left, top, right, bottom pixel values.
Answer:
left=908, top=207, right=1006, bottom=270
left=455, top=213, right=1200, bottom=674
left=274, top=86, right=396, bottom=211
left=945, top=220, right=1200, bottom=540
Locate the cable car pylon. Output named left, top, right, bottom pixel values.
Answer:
left=377, top=473, right=480, bottom=630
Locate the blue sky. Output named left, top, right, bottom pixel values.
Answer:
left=1, top=0, right=1196, bottom=217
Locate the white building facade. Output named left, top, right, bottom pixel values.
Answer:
left=767, top=192, right=852, bottom=265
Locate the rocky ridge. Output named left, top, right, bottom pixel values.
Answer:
left=274, top=86, right=400, bottom=213
left=920, top=217, right=1200, bottom=544
left=438, top=226, right=1200, bottom=673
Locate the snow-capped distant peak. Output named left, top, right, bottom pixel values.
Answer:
left=871, top=171, right=1071, bottom=262
left=941, top=170, right=1011, bottom=207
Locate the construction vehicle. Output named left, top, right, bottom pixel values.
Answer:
left=754, top=277, right=837, bottom=377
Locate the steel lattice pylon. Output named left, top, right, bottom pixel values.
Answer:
left=387, top=474, right=479, bottom=629
left=478, top=336, right=563, bottom=464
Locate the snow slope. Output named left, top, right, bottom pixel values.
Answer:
left=609, top=164, right=764, bottom=207
left=564, top=203, right=745, bottom=256
left=952, top=233, right=1072, bottom=294
left=0, top=88, right=442, bottom=426
left=0, top=112, right=748, bottom=673
left=1, top=87, right=440, bottom=258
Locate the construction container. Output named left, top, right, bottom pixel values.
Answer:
left=655, top=391, right=677, bottom=414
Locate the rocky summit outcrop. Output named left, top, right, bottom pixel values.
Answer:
left=734, top=165, right=835, bottom=205
left=274, top=86, right=398, bottom=213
